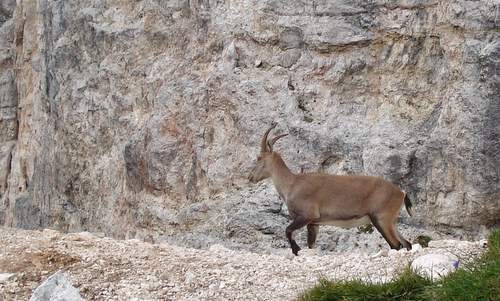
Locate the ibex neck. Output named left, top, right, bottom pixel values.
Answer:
left=270, top=153, right=295, bottom=200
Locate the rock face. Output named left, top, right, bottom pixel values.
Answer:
left=0, top=0, right=498, bottom=245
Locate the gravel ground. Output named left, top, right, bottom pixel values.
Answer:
left=0, top=227, right=487, bottom=301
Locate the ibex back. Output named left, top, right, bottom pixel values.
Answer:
left=248, top=123, right=413, bottom=256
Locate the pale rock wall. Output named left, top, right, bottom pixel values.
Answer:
left=0, top=0, right=17, bottom=225
left=0, top=1, right=498, bottom=247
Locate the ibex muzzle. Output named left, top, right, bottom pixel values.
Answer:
left=248, top=123, right=413, bottom=256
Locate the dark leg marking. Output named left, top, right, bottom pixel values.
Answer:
left=286, top=217, right=310, bottom=256
left=307, top=224, right=319, bottom=249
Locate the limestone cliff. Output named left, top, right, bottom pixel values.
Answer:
left=0, top=0, right=498, bottom=246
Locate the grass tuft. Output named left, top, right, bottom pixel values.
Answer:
left=357, top=224, right=374, bottom=234
left=425, top=229, right=500, bottom=301
left=301, top=269, right=431, bottom=301
left=415, top=235, right=432, bottom=248
left=300, top=229, right=500, bottom=301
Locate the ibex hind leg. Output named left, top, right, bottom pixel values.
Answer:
left=385, top=223, right=413, bottom=251
left=307, top=224, right=319, bottom=249
left=379, top=206, right=412, bottom=250
left=397, top=230, right=412, bottom=250
left=369, top=215, right=402, bottom=250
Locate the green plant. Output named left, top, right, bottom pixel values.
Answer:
left=301, top=269, right=431, bottom=301
left=415, top=235, right=432, bottom=248
left=424, top=230, right=500, bottom=301
left=357, top=224, right=374, bottom=234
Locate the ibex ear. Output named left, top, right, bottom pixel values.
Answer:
left=268, top=133, right=288, bottom=151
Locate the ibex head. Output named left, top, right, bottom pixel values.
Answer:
left=248, top=123, right=288, bottom=183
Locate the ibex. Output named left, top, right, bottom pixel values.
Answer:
left=248, top=123, right=413, bottom=255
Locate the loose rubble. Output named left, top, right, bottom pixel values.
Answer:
left=0, top=227, right=487, bottom=300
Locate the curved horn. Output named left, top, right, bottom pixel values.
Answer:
left=261, top=123, right=277, bottom=153
left=268, top=133, right=288, bottom=151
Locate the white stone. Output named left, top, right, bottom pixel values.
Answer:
left=300, top=248, right=318, bottom=257
left=410, top=244, right=423, bottom=254
left=0, top=273, right=15, bottom=283
left=43, top=229, right=60, bottom=236
left=64, top=232, right=94, bottom=241
left=370, top=249, right=388, bottom=258
left=411, top=254, right=459, bottom=280
left=428, top=239, right=457, bottom=248
left=387, top=249, right=399, bottom=257
left=209, top=244, right=229, bottom=252
left=477, top=239, right=488, bottom=248
left=126, top=239, right=142, bottom=244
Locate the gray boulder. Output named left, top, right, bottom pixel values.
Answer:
left=29, top=271, right=84, bottom=301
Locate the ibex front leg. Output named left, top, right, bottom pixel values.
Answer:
left=286, top=217, right=310, bottom=256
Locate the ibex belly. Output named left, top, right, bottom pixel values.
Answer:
left=317, top=216, right=371, bottom=229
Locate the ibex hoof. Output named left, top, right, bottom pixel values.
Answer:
left=292, top=246, right=301, bottom=256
